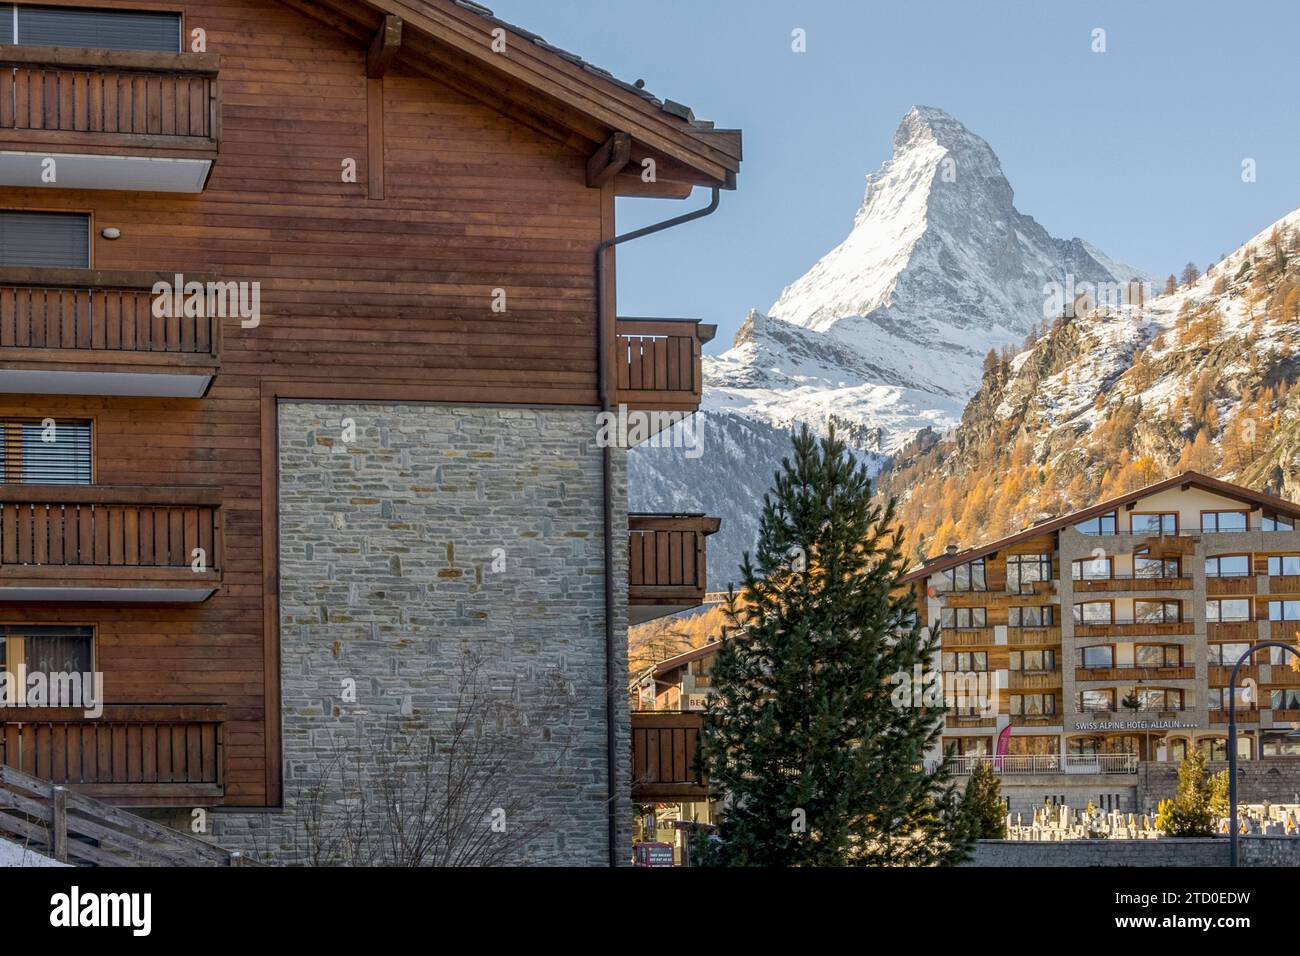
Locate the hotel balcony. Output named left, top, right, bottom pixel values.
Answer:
left=1006, top=625, right=1062, bottom=646
left=1208, top=621, right=1257, bottom=642
left=0, top=705, right=224, bottom=805
left=944, top=754, right=1137, bottom=775
left=628, top=513, right=720, bottom=624
left=1267, top=575, right=1300, bottom=595
left=614, top=318, right=714, bottom=415
left=0, top=269, right=221, bottom=398
left=1206, top=576, right=1258, bottom=597
left=630, top=711, right=707, bottom=802
left=0, top=47, right=220, bottom=192
left=1210, top=708, right=1259, bottom=725
left=0, top=485, right=222, bottom=602
left=1073, top=618, right=1195, bottom=638
left=1075, top=664, right=1196, bottom=682
left=939, top=627, right=996, bottom=647
left=1007, top=670, right=1062, bottom=690
left=1209, top=664, right=1258, bottom=686
left=1073, top=574, right=1193, bottom=594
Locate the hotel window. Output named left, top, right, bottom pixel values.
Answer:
left=939, top=651, right=987, bottom=672
left=1135, top=644, right=1182, bottom=667
left=1268, top=600, right=1300, bottom=621
left=940, top=558, right=986, bottom=592
left=1071, top=555, right=1112, bottom=580
left=1073, top=601, right=1113, bottom=624
left=0, top=419, right=92, bottom=484
left=1271, top=689, right=1300, bottom=711
left=1010, top=694, right=1055, bottom=716
left=1006, top=553, right=1052, bottom=593
left=1076, top=511, right=1117, bottom=535
left=1270, top=644, right=1300, bottom=665
left=1206, top=598, right=1252, bottom=622
left=939, top=607, right=987, bottom=629
left=0, top=4, right=182, bottom=52
left=1263, top=732, right=1300, bottom=757
left=1136, top=688, right=1182, bottom=711
left=1168, top=738, right=1189, bottom=761
left=1010, top=649, right=1055, bottom=672
left=1209, top=687, right=1255, bottom=711
left=1206, top=554, right=1251, bottom=577
left=1263, top=513, right=1296, bottom=532
left=945, top=737, right=991, bottom=756
left=1068, top=736, right=1100, bottom=756
left=1130, top=512, right=1177, bottom=535
left=1268, top=555, right=1300, bottom=576
left=1078, top=690, right=1114, bottom=712
left=1202, top=511, right=1249, bottom=533
left=1207, top=642, right=1255, bottom=666
left=1134, top=600, right=1181, bottom=624
left=1198, top=738, right=1229, bottom=761
left=0, top=626, right=94, bottom=705
left=1008, top=605, right=1054, bottom=627
left=1134, top=551, right=1180, bottom=578
left=1079, top=645, right=1114, bottom=668
left=1007, top=735, right=1058, bottom=756
left=0, top=211, right=90, bottom=268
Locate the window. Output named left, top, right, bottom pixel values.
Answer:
left=1068, top=736, right=1100, bottom=757
left=1206, top=554, right=1251, bottom=577
left=1076, top=512, right=1117, bottom=535
left=1072, top=556, right=1112, bottom=580
left=1263, top=513, right=1296, bottom=532
left=1079, top=645, right=1114, bottom=668
left=1268, top=555, right=1300, bottom=577
left=1269, top=644, right=1299, bottom=665
left=0, top=211, right=90, bottom=268
left=1010, top=649, right=1056, bottom=672
left=1135, top=645, right=1182, bottom=667
left=1270, top=601, right=1300, bottom=621
left=1008, top=605, right=1055, bottom=627
left=1263, top=732, right=1300, bottom=757
left=1134, top=688, right=1183, bottom=711
left=0, top=626, right=94, bottom=706
left=940, top=651, right=987, bottom=672
left=1130, top=512, right=1177, bottom=535
left=1073, top=602, right=1113, bottom=624
left=1207, top=642, right=1255, bottom=666
left=1134, top=551, right=1180, bottom=578
left=1007, top=735, right=1058, bottom=756
left=1271, top=689, right=1300, bottom=711
left=1, top=4, right=182, bottom=52
left=944, top=737, right=991, bottom=756
left=0, top=419, right=92, bottom=484
left=1206, top=598, right=1252, bottom=622
left=1006, top=553, right=1052, bottom=593
left=1078, top=690, right=1115, bottom=712
left=939, top=607, right=987, bottom=629
left=1202, top=511, right=1249, bottom=533
left=1209, top=687, right=1255, bottom=711
left=940, top=559, right=987, bottom=592
left=1010, top=694, right=1055, bottom=716
left=1199, top=738, right=1228, bottom=761
left=1134, top=600, right=1181, bottom=624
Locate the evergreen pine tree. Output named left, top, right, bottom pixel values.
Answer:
left=695, top=424, right=972, bottom=866
left=961, top=761, right=1007, bottom=839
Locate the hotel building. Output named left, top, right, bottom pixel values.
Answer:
left=903, top=472, right=1300, bottom=811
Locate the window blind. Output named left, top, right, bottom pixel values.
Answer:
left=0, top=211, right=90, bottom=268
left=0, top=420, right=93, bottom=484
left=15, top=4, right=182, bottom=52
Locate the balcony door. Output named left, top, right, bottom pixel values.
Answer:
left=2, top=4, right=182, bottom=51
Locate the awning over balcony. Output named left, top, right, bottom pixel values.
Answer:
left=0, top=485, right=222, bottom=602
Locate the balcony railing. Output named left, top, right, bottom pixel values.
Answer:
left=1006, top=625, right=1061, bottom=646
left=1073, top=574, right=1192, bottom=592
left=942, top=754, right=1137, bottom=775
left=0, top=269, right=221, bottom=397
left=614, top=318, right=713, bottom=414
left=0, top=485, right=222, bottom=602
left=1207, top=576, right=1258, bottom=596
left=0, top=705, right=225, bottom=804
left=1075, top=664, right=1195, bottom=681
left=1007, top=670, right=1062, bottom=690
left=1073, top=618, right=1195, bottom=637
left=630, top=711, right=707, bottom=801
left=628, top=513, right=719, bottom=622
left=1268, top=575, right=1300, bottom=594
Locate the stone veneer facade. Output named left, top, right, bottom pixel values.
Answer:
left=212, top=402, right=630, bottom=865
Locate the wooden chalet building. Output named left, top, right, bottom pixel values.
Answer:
left=0, top=0, right=740, bottom=865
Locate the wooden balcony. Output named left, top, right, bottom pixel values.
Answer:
left=1010, top=714, right=1061, bottom=728
left=1269, top=621, right=1300, bottom=642
left=1209, top=621, right=1257, bottom=641
left=0, top=485, right=222, bottom=602
left=1210, top=709, right=1259, bottom=724
left=0, top=705, right=225, bottom=806
left=615, top=318, right=714, bottom=415
left=939, top=628, right=995, bottom=647
left=631, top=711, right=707, bottom=802
left=1139, top=534, right=1196, bottom=556
left=1209, top=665, right=1258, bottom=686
left=0, top=269, right=221, bottom=397
left=1007, top=626, right=1061, bottom=647
left=1268, top=575, right=1300, bottom=595
left=628, top=513, right=719, bottom=625
left=0, top=47, right=220, bottom=192
left=1008, top=670, right=1062, bottom=690
left=1207, top=576, right=1257, bottom=597
left=1074, top=575, right=1192, bottom=593
left=1075, top=665, right=1195, bottom=682
left=1074, top=620, right=1195, bottom=638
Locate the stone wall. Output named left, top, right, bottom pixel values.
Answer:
left=968, top=836, right=1300, bottom=866
left=212, top=402, right=629, bottom=866
left=1136, top=758, right=1300, bottom=810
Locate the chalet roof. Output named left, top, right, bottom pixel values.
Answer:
left=900, top=471, right=1300, bottom=584
left=649, top=641, right=722, bottom=680
left=282, top=0, right=742, bottom=192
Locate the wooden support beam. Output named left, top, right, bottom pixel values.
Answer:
left=366, top=15, right=403, bottom=78
left=586, top=132, right=632, bottom=188
left=367, top=77, right=386, bottom=200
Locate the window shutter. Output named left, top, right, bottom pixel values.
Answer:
left=16, top=5, right=182, bottom=52
left=0, top=211, right=90, bottom=268
left=0, top=420, right=93, bottom=484
left=0, top=6, right=12, bottom=44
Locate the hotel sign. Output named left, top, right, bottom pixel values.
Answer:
left=1073, top=719, right=1199, bottom=731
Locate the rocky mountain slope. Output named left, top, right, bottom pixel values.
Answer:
left=630, top=106, right=1150, bottom=583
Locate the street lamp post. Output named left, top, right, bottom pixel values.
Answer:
left=1228, top=640, right=1300, bottom=867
